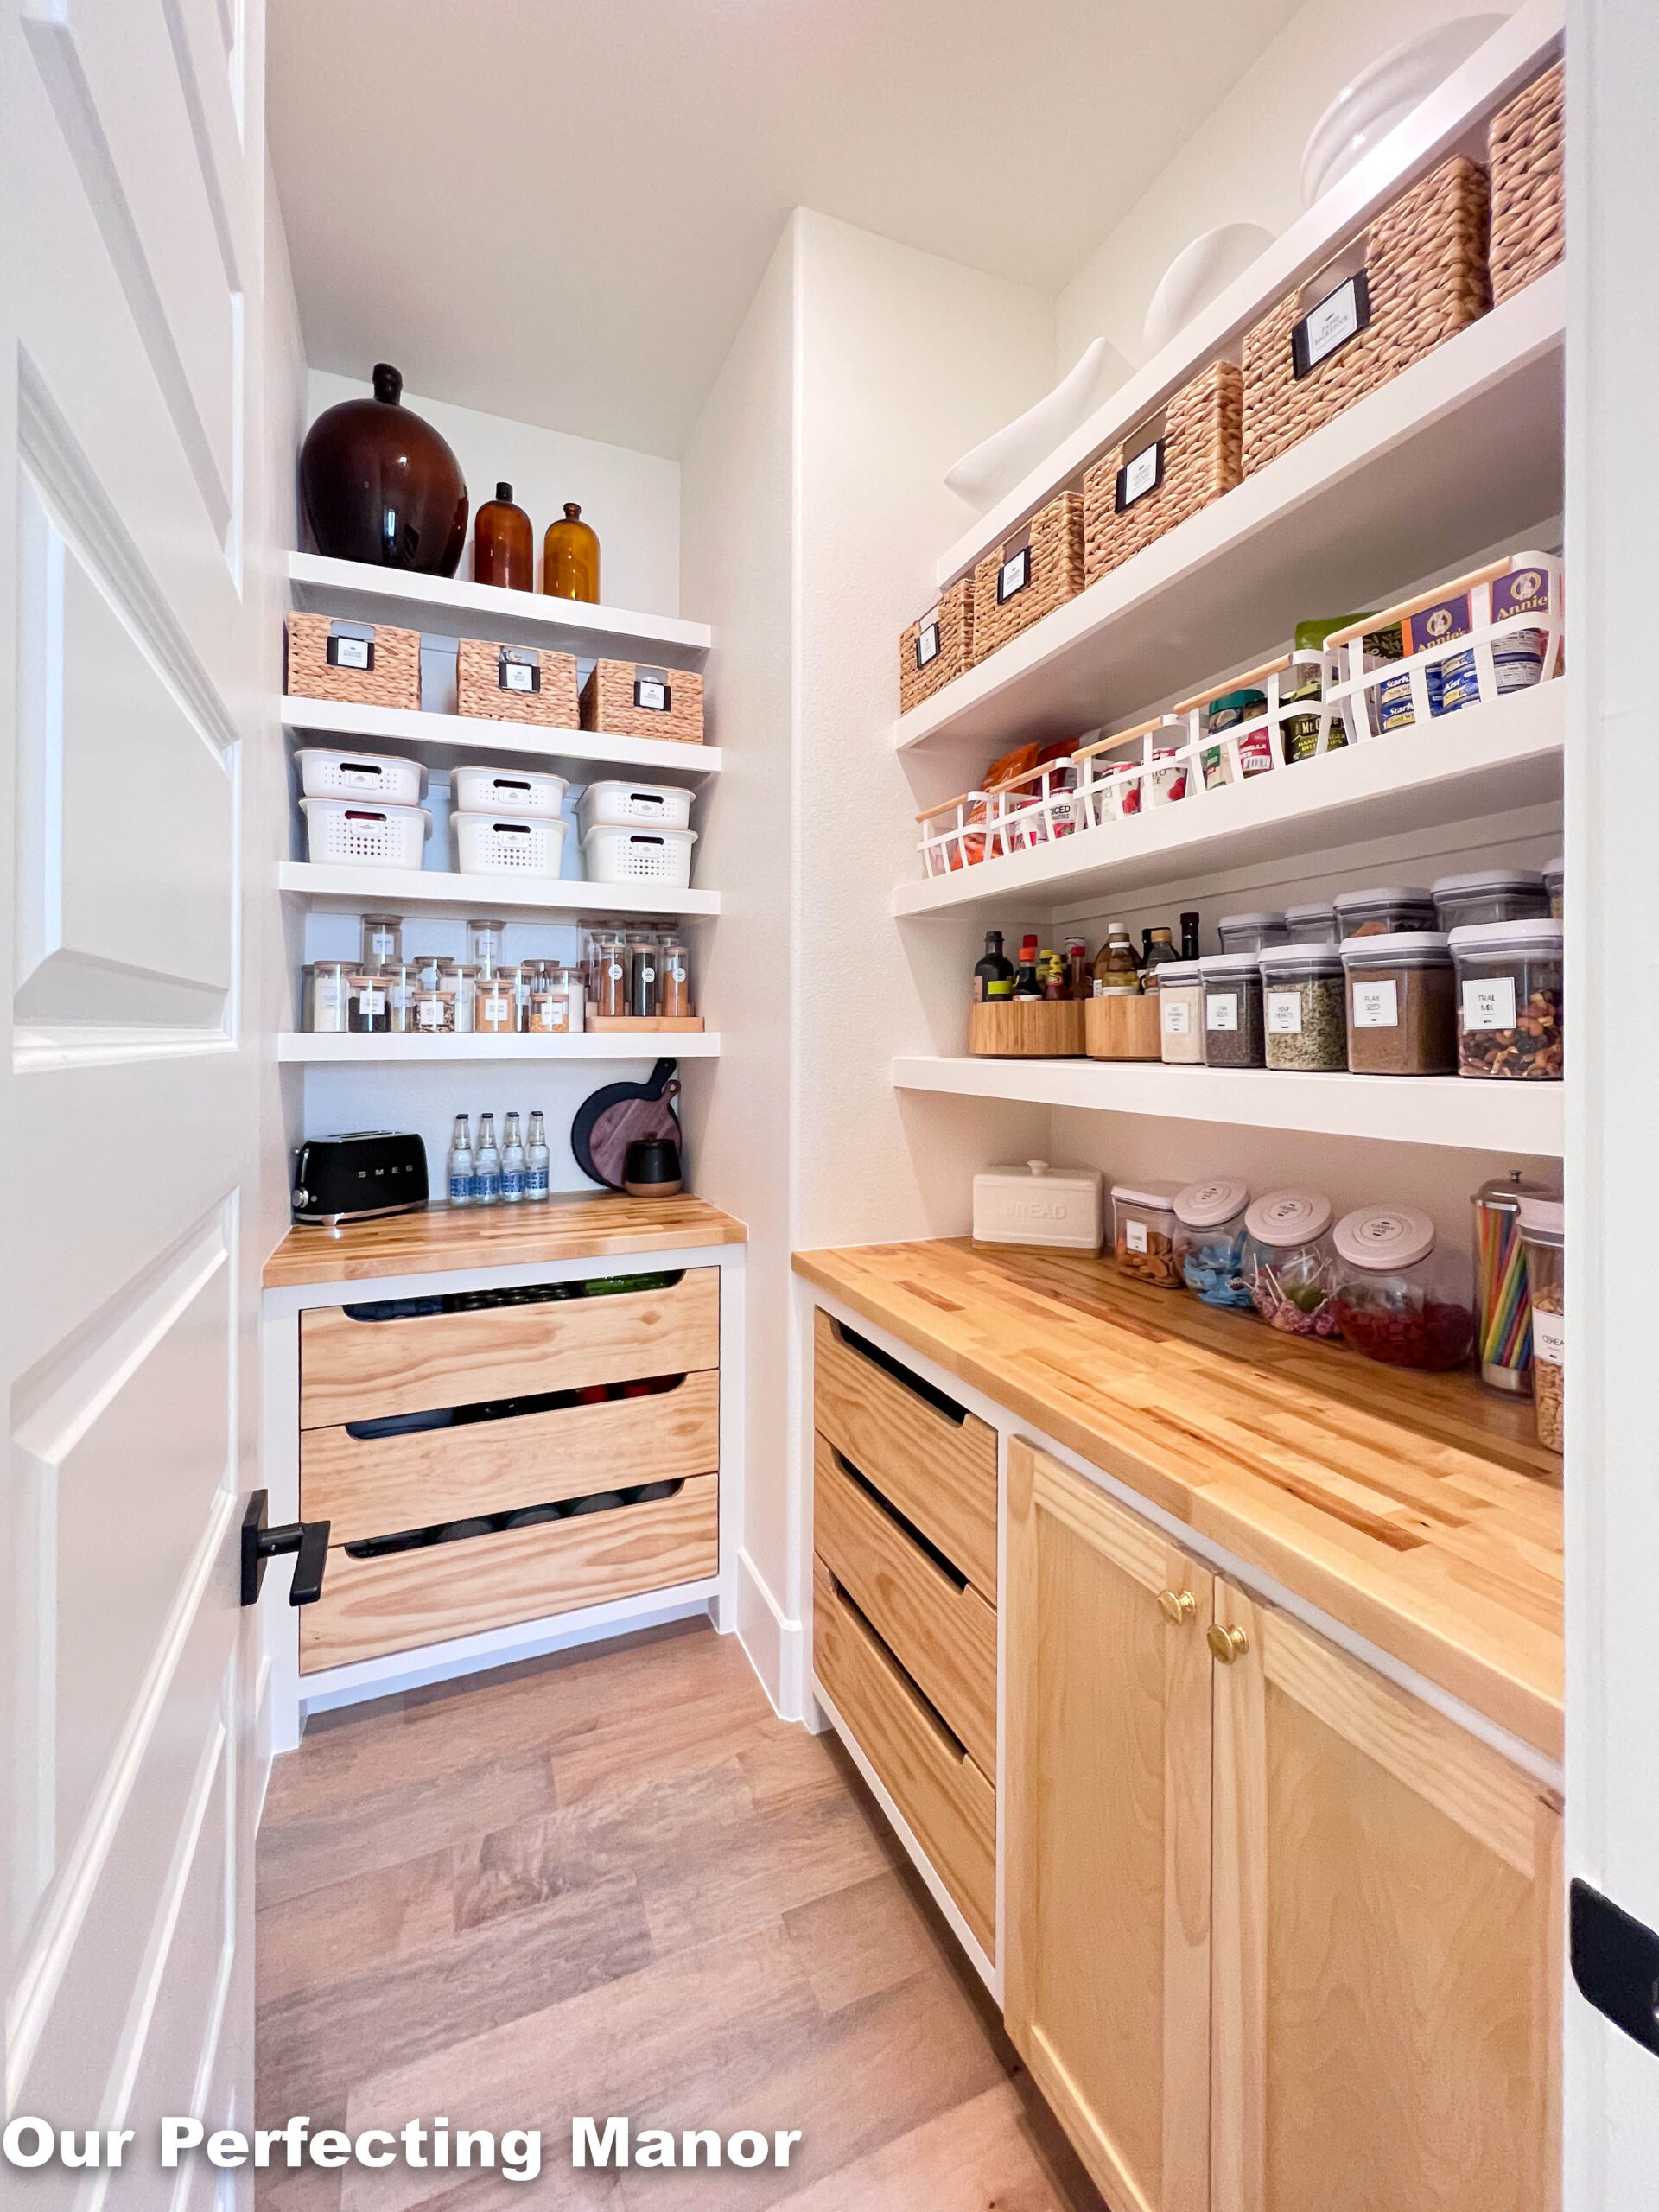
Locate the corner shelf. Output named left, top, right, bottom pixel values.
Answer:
left=278, top=861, right=720, bottom=921
left=893, top=1055, right=1564, bottom=1154
left=279, top=1032, right=721, bottom=1064
left=281, top=696, right=721, bottom=782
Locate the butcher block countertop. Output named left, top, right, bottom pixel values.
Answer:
left=264, top=1195, right=747, bottom=1289
left=794, top=1237, right=1563, bottom=1762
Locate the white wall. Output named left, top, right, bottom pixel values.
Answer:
left=304, top=370, right=681, bottom=615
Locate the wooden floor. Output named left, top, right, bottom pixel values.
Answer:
left=257, top=1618, right=1104, bottom=2212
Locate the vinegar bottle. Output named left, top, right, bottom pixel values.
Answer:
left=500, top=1112, right=526, bottom=1203
left=474, top=1113, right=502, bottom=1206
left=525, top=1111, right=550, bottom=1201
left=447, top=1114, right=474, bottom=1208
left=543, top=502, right=601, bottom=602
left=473, top=482, right=534, bottom=590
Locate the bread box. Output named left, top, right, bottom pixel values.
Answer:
left=972, top=1160, right=1103, bottom=1252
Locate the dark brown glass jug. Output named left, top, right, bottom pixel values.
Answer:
left=543, top=502, right=601, bottom=602
left=474, top=481, right=534, bottom=590
left=298, top=364, right=468, bottom=575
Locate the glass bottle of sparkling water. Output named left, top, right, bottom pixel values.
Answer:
left=474, top=1112, right=502, bottom=1205
left=501, top=1112, right=526, bottom=1203
left=525, top=1110, right=550, bottom=1201
left=447, top=1114, right=474, bottom=1208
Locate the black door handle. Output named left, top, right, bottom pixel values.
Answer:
left=241, top=1489, right=331, bottom=1607
left=1571, top=1878, right=1659, bottom=2056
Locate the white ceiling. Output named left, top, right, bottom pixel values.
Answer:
left=268, top=0, right=1302, bottom=458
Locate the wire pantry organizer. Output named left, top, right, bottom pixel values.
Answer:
left=582, top=823, right=697, bottom=887
left=916, top=757, right=1082, bottom=877
left=300, top=797, right=429, bottom=868
left=451, top=811, right=569, bottom=877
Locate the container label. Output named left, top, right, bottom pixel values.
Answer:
left=355, top=988, right=385, bottom=1015
left=480, top=993, right=515, bottom=1029
left=1294, top=270, right=1370, bottom=377
left=1116, top=439, right=1164, bottom=511
left=634, top=675, right=671, bottom=711
left=1351, top=978, right=1399, bottom=1027
left=369, top=927, right=397, bottom=958
left=499, top=648, right=540, bottom=693
left=527, top=1167, right=550, bottom=1198
left=1205, top=991, right=1239, bottom=1032
left=1161, top=997, right=1191, bottom=1036
left=1267, top=988, right=1303, bottom=1034
left=915, top=620, right=940, bottom=669
left=448, top=1173, right=470, bottom=1202
left=1462, top=976, right=1518, bottom=1031
left=416, top=998, right=447, bottom=1029
left=997, top=547, right=1031, bottom=602
left=1126, top=1219, right=1149, bottom=1253
left=1533, top=1307, right=1565, bottom=1365
left=327, top=632, right=372, bottom=671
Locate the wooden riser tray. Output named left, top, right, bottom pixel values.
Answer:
left=969, top=1001, right=1085, bottom=1057
left=1085, top=993, right=1160, bottom=1060
left=588, top=1015, right=704, bottom=1033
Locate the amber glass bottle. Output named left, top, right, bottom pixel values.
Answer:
left=543, top=502, right=601, bottom=602
left=474, top=481, right=533, bottom=590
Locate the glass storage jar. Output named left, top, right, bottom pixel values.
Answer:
left=360, top=912, right=404, bottom=970
left=305, top=960, right=350, bottom=1033
left=1331, top=1204, right=1475, bottom=1370
left=660, top=939, right=691, bottom=1018
left=1543, top=855, right=1563, bottom=920
left=1173, top=1177, right=1253, bottom=1309
left=1518, top=1197, right=1564, bottom=1452
left=1431, top=868, right=1549, bottom=933
left=1198, top=952, right=1265, bottom=1068
left=382, top=961, right=420, bottom=1034
left=1157, top=960, right=1205, bottom=1063
left=1284, top=900, right=1338, bottom=945
left=467, top=916, right=508, bottom=974
left=1111, top=1180, right=1185, bottom=1287
left=1448, top=919, right=1564, bottom=1080
left=1216, top=910, right=1288, bottom=953
left=1339, top=932, right=1457, bottom=1074
left=1258, top=944, right=1347, bottom=1071
left=594, top=932, right=629, bottom=1018
left=474, top=970, right=521, bottom=1037
left=1471, top=1168, right=1559, bottom=1397
left=410, top=984, right=455, bottom=1035
left=1332, top=884, right=1437, bottom=938
left=1242, top=1189, right=1340, bottom=1337
left=346, top=971, right=390, bottom=1034
left=629, top=935, right=660, bottom=1019
left=527, top=966, right=570, bottom=1033
left=443, top=962, right=478, bottom=1033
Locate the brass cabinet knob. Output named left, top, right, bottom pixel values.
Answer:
left=1207, top=1622, right=1249, bottom=1665
left=1158, top=1588, right=1197, bottom=1626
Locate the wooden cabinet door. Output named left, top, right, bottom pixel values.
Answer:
left=1006, top=1441, right=1213, bottom=2212
left=1210, top=1582, right=1561, bottom=2212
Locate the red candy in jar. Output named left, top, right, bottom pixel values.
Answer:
left=1332, top=1204, right=1475, bottom=1372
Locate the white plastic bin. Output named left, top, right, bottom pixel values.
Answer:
left=582, top=823, right=697, bottom=888
left=296, top=747, right=425, bottom=804
left=451, top=763, right=568, bottom=817
left=576, top=779, right=694, bottom=836
left=299, top=797, right=429, bottom=868
left=451, top=811, right=569, bottom=878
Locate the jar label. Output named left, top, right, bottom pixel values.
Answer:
left=1205, top=991, right=1239, bottom=1033
left=997, top=547, right=1031, bottom=602
left=1351, top=978, right=1399, bottom=1027
left=1266, top=988, right=1303, bottom=1035
left=1126, top=1219, right=1149, bottom=1253
left=416, top=999, right=447, bottom=1029
left=1161, top=998, right=1191, bottom=1036
left=355, top=989, right=385, bottom=1014
left=1533, top=1308, right=1565, bottom=1365
left=499, top=649, right=540, bottom=693
left=1461, top=976, right=1517, bottom=1032
left=915, top=620, right=940, bottom=669
left=480, top=994, right=513, bottom=1028
left=1116, top=439, right=1164, bottom=512
left=369, top=929, right=396, bottom=957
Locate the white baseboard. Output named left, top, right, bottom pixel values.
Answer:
left=734, top=1547, right=804, bottom=1720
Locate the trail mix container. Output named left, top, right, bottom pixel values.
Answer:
left=1217, top=909, right=1288, bottom=953
left=1173, top=1177, right=1253, bottom=1309
left=1518, top=1197, right=1564, bottom=1452
left=410, top=984, right=456, bottom=1034
left=1339, top=932, right=1457, bottom=1074
left=1242, top=1189, right=1340, bottom=1337
left=1111, top=1179, right=1186, bottom=1287
left=1449, top=919, right=1564, bottom=1079
left=1331, top=1204, right=1475, bottom=1371
left=1157, top=960, right=1205, bottom=1063
left=1332, top=884, right=1437, bottom=938
left=1259, top=944, right=1347, bottom=1071
left=1284, top=900, right=1338, bottom=945
left=1543, top=855, right=1564, bottom=919
left=1431, top=868, right=1549, bottom=933
left=1199, top=952, right=1265, bottom=1068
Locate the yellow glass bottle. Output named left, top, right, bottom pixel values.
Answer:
left=543, top=501, right=601, bottom=602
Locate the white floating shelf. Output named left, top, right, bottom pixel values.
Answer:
left=897, top=269, right=1565, bottom=761
left=277, top=861, right=720, bottom=920
left=289, top=552, right=711, bottom=666
left=281, top=696, right=721, bottom=780
left=893, top=1055, right=1564, bottom=1154
left=894, top=681, right=1562, bottom=918
left=278, top=1031, right=721, bottom=1064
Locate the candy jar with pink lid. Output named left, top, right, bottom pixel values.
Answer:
left=1330, top=1205, right=1475, bottom=1370
left=1241, top=1189, right=1340, bottom=1336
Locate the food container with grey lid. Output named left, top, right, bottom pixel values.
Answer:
left=1216, top=909, right=1288, bottom=952
left=1157, top=959, right=1205, bottom=1063
left=1430, top=868, right=1549, bottom=932
left=1284, top=900, right=1338, bottom=944
left=1173, top=1176, right=1253, bottom=1308
left=1339, top=931, right=1457, bottom=1073
left=1449, top=918, right=1564, bottom=1079
left=1258, top=943, right=1347, bottom=1071
left=1112, top=1179, right=1186, bottom=1287
left=1198, top=950, right=1265, bottom=1067
left=1543, top=855, right=1563, bottom=919
left=1332, top=884, right=1438, bottom=938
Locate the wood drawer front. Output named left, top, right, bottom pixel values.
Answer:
left=812, top=1308, right=997, bottom=1600
left=814, top=1434, right=996, bottom=1778
left=303, top=1370, right=720, bottom=1546
left=812, top=1554, right=995, bottom=1955
left=301, top=1268, right=720, bottom=1427
left=301, top=1473, right=719, bottom=1674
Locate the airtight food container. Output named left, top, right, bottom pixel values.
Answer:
left=1331, top=1204, right=1475, bottom=1370
left=1216, top=909, right=1288, bottom=953
left=1284, top=900, right=1338, bottom=945
left=1543, top=855, right=1564, bottom=920
left=1332, top=884, right=1437, bottom=938
left=1156, top=960, right=1205, bottom=1064
left=1339, top=931, right=1457, bottom=1074
left=1173, top=1176, right=1253, bottom=1309
left=1242, top=1189, right=1340, bottom=1337
left=1198, top=952, right=1265, bottom=1068
left=1258, top=944, right=1347, bottom=1071
left=1111, top=1179, right=1185, bottom=1287
left=1449, top=919, right=1564, bottom=1079
left=1430, top=868, right=1549, bottom=933
left=1518, top=1196, right=1564, bottom=1452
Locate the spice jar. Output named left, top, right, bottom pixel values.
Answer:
left=629, top=934, right=660, bottom=1019
left=305, top=960, right=351, bottom=1033
left=1331, top=1205, right=1475, bottom=1371
left=360, top=912, right=404, bottom=970
left=1284, top=901, right=1338, bottom=945
left=1518, top=1198, right=1564, bottom=1452
left=381, top=961, right=418, bottom=1034
left=467, top=916, right=508, bottom=974
left=474, top=971, right=521, bottom=1037
left=1431, top=868, right=1549, bottom=933
left=594, top=932, right=629, bottom=1018
left=1157, top=960, right=1205, bottom=1064
left=1258, top=944, right=1347, bottom=1071
left=660, top=939, right=691, bottom=1018
left=1216, top=910, right=1288, bottom=953
left=1198, top=951, right=1265, bottom=1068
left=1111, top=1180, right=1185, bottom=1287
left=1242, top=1189, right=1340, bottom=1337
left=1339, top=932, right=1457, bottom=1075
left=1332, top=885, right=1437, bottom=938
left=410, top=984, right=455, bottom=1035
left=1448, top=920, right=1564, bottom=1080
left=527, top=966, right=571, bottom=1033
left=443, top=962, right=478, bottom=1033
left=1173, top=1177, right=1253, bottom=1309
left=346, top=970, right=390, bottom=1033
left=1543, top=855, right=1563, bottom=920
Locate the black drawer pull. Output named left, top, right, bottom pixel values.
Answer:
left=343, top=1269, right=683, bottom=1323
left=344, top=1478, right=686, bottom=1560
left=343, top=1372, right=686, bottom=1440
left=835, top=1319, right=967, bottom=1426
left=831, top=1447, right=967, bottom=1592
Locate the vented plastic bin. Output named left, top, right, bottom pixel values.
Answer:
left=451, top=764, right=568, bottom=817
left=299, top=797, right=429, bottom=869
left=582, top=823, right=696, bottom=889
left=576, top=780, right=694, bottom=836
left=450, top=811, right=569, bottom=878
left=296, top=747, right=426, bottom=805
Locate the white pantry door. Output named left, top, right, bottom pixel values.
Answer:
left=2, top=0, right=270, bottom=2202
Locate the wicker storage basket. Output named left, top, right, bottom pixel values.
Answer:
left=1084, top=361, right=1243, bottom=586
left=1241, top=155, right=1491, bottom=479
left=899, top=575, right=974, bottom=714
left=455, top=639, right=579, bottom=727
left=1489, top=61, right=1564, bottom=304
left=969, top=493, right=1084, bottom=665
left=969, top=1001, right=1085, bottom=1057
left=284, top=613, right=420, bottom=711
left=579, top=661, right=704, bottom=745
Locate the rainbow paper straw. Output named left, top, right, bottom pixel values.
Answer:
left=1476, top=1198, right=1533, bottom=1382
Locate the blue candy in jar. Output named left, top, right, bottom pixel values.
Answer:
left=1173, top=1176, right=1254, bottom=1312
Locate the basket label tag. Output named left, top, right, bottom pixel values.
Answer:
left=1116, top=439, right=1164, bottom=512
left=1351, top=977, right=1399, bottom=1027
left=634, top=672, right=671, bottom=711
left=327, top=633, right=374, bottom=671
left=997, top=547, right=1031, bottom=602
left=1294, top=270, right=1370, bottom=378
left=915, top=619, right=940, bottom=668
left=1493, top=567, right=1551, bottom=621
left=499, top=646, right=540, bottom=693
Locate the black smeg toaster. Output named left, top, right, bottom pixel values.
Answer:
left=290, top=1130, right=429, bottom=1225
